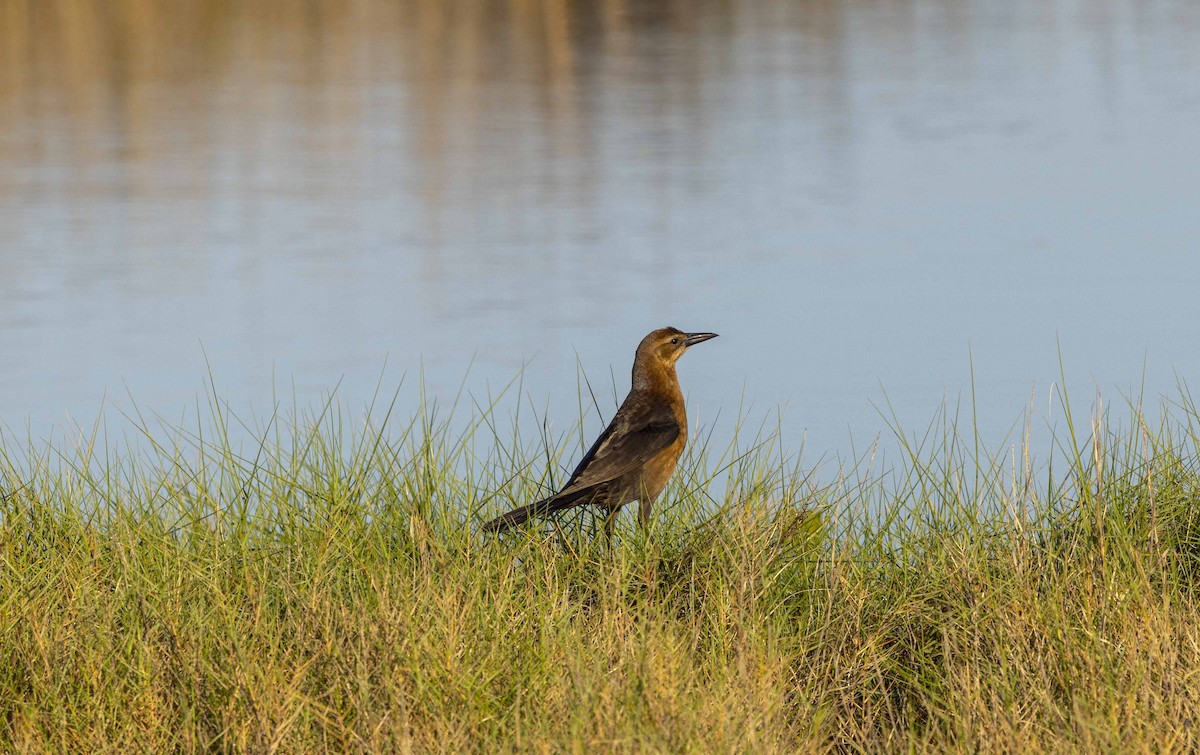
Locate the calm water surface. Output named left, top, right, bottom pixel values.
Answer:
left=3, top=0, right=1200, bottom=467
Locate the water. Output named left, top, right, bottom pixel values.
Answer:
left=3, top=0, right=1199, bottom=468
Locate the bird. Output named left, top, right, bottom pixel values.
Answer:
left=482, top=327, right=718, bottom=536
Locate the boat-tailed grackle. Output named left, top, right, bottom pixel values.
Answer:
left=482, top=327, right=717, bottom=536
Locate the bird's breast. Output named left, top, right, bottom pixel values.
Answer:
left=639, top=432, right=686, bottom=503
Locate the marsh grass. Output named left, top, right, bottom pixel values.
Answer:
left=3, top=375, right=1200, bottom=752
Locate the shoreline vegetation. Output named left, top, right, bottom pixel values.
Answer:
left=3, top=380, right=1200, bottom=752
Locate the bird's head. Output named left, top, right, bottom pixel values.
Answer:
left=636, top=327, right=719, bottom=369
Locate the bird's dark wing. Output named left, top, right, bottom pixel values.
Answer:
left=558, top=394, right=680, bottom=495
left=483, top=394, right=678, bottom=533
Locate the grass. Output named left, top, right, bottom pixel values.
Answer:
left=3, top=375, right=1200, bottom=753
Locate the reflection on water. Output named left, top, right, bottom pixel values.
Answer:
left=2, top=0, right=1200, bottom=458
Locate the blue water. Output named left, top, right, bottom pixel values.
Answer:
left=2, top=0, right=1199, bottom=472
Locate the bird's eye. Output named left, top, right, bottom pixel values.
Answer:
left=670, top=338, right=679, bottom=345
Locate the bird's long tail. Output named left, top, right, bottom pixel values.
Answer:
left=481, top=491, right=585, bottom=534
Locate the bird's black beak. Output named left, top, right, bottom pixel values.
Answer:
left=683, top=332, right=719, bottom=347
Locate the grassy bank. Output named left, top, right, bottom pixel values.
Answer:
left=2, top=383, right=1200, bottom=752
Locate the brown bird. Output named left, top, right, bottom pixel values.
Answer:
left=482, top=327, right=718, bottom=536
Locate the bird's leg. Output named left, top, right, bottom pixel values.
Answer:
left=638, top=498, right=652, bottom=530
left=603, top=508, right=619, bottom=547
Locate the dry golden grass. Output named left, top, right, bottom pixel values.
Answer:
left=3, top=383, right=1200, bottom=752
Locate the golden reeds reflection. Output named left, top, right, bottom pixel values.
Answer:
left=0, top=0, right=1186, bottom=296
left=0, top=0, right=862, bottom=254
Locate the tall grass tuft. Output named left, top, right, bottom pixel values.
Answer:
left=2, top=378, right=1200, bottom=752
